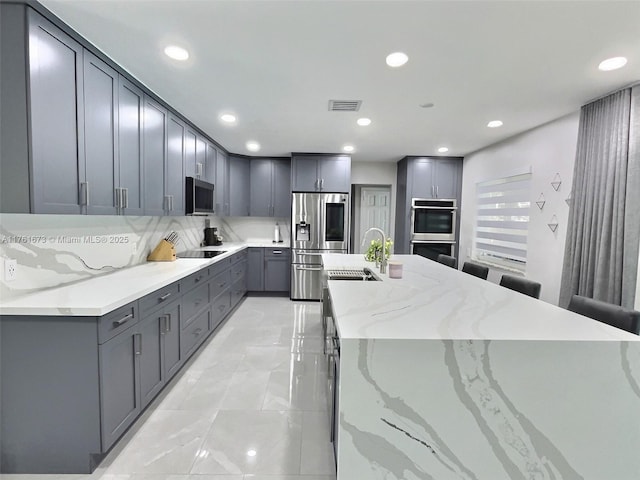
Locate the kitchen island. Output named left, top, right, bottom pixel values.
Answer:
left=322, top=254, right=640, bottom=480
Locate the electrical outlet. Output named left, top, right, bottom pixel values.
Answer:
left=4, top=258, right=17, bottom=282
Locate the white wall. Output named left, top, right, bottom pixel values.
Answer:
left=351, top=161, right=397, bottom=245
left=459, top=113, right=580, bottom=305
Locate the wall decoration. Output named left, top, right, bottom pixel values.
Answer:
left=536, top=193, right=546, bottom=210
left=548, top=214, right=559, bottom=232
left=565, top=192, right=572, bottom=206
left=551, top=173, right=562, bottom=191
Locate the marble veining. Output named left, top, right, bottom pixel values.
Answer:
left=329, top=255, right=640, bottom=480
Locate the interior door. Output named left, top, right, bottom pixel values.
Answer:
left=357, top=187, right=391, bottom=253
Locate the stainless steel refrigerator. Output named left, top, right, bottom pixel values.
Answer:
left=291, top=192, right=349, bottom=300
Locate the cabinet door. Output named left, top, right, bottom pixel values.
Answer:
left=99, top=326, right=140, bottom=450
left=118, top=78, right=144, bottom=215
left=143, top=97, right=167, bottom=216
left=196, top=136, right=207, bottom=180
left=205, top=143, right=216, bottom=185
left=292, top=157, right=319, bottom=191
left=28, top=12, right=85, bottom=214
left=410, top=158, right=435, bottom=199
left=229, top=156, right=250, bottom=216
left=83, top=51, right=118, bottom=215
left=433, top=159, right=461, bottom=199
left=166, top=116, right=185, bottom=215
left=184, top=129, right=196, bottom=179
left=163, top=300, right=182, bottom=380
left=139, top=313, right=164, bottom=408
left=272, top=159, right=291, bottom=217
left=216, top=150, right=229, bottom=215
left=318, top=156, right=350, bottom=193
left=247, top=247, right=265, bottom=291
left=264, top=254, right=291, bottom=292
left=250, top=159, right=272, bottom=216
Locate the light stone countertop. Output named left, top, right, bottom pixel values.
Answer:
left=0, top=242, right=289, bottom=317
left=322, top=253, right=640, bottom=342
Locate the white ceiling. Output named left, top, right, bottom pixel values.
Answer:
left=40, top=0, right=640, bottom=163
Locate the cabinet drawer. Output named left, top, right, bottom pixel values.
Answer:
left=212, top=290, right=231, bottom=328
left=182, top=282, right=209, bottom=325
left=180, top=308, right=210, bottom=358
left=230, top=276, right=246, bottom=308
left=99, top=301, right=139, bottom=344
left=230, top=250, right=247, bottom=265
left=210, top=257, right=231, bottom=277
left=183, top=268, right=209, bottom=290
left=210, top=269, right=231, bottom=300
left=230, top=260, right=246, bottom=281
left=265, top=247, right=290, bottom=259
left=139, top=282, right=180, bottom=317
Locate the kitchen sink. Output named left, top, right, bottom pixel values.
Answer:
left=325, top=268, right=380, bottom=281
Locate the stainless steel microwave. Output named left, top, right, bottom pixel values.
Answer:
left=185, top=177, right=215, bottom=215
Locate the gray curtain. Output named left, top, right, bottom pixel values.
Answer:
left=560, top=87, right=640, bottom=308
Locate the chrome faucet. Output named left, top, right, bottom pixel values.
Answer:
left=362, top=227, right=387, bottom=274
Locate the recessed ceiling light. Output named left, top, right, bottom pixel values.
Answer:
left=343, top=145, right=355, bottom=153
left=247, top=449, right=257, bottom=457
left=598, top=56, right=628, bottom=71
left=438, top=147, right=449, bottom=153
left=164, top=45, right=189, bottom=61
left=357, top=118, right=371, bottom=126
left=386, top=52, right=408, bottom=68
left=246, top=141, right=260, bottom=152
left=420, top=102, right=435, bottom=109
left=487, top=120, right=503, bottom=128
left=220, top=113, right=237, bottom=124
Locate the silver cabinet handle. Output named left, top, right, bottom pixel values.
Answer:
left=170, top=195, right=174, bottom=211
left=80, top=182, right=89, bottom=206
left=166, top=313, right=172, bottom=333
left=115, top=188, right=122, bottom=209
left=134, top=333, right=142, bottom=355
left=159, top=292, right=172, bottom=301
left=164, top=195, right=169, bottom=211
left=112, top=312, right=133, bottom=327
left=297, top=252, right=322, bottom=256
left=272, top=250, right=282, bottom=254
left=193, top=328, right=203, bottom=337
left=321, top=178, right=324, bottom=190
left=123, top=188, right=129, bottom=209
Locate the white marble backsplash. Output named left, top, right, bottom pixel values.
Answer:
left=0, top=214, right=290, bottom=301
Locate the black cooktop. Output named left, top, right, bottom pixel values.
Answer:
left=178, top=250, right=227, bottom=259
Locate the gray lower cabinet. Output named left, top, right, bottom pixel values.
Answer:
left=0, top=254, right=250, bottom=474
left=249, top=158, right=291, bottom=217
left=248, top=247, right=290, bottom=293
left=247, top=248, right=265, bottom=291
left=265, top=248, right=291, bottom=292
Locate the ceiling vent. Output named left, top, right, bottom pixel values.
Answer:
left=328, top=100, right=362, bottom=112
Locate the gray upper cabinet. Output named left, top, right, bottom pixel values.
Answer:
left=166, top=115, right=185, bottom=215
left=216, top=150, right=230, bottom=216
left=28, top=10, right=85, bottom=214
left=196, top=137, right=207, bottom=180
left=117, top=78, right=144, bottom=215
left=143, top=97, right=167, bottom=216
left=83, top=51, right=118, bottom=215
left=407, top=157, right=461, bottom=200
left=184, top=129, right=197, bottom=179
left=229, top=155, right=250, bottom=216
left=205, top=143, right=217, bottom=185
left=249, top=158, right=291, bottom=217
left=291, top=154, right=351, bottom=193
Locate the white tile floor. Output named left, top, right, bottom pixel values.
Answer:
left=4, top=297, right=336, bottom=480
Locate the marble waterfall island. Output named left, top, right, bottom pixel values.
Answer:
left=322, top=254, right=640, bottom=480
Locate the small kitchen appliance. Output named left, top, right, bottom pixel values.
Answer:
left=204, top=227, right=222, bottom=246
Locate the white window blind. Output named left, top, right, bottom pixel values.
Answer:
left=474, top=172, right=532, bottom=271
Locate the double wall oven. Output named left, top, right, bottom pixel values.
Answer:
left=410, top=198, right=457, bottom=261
left=291, top=192, right=349, bottom=300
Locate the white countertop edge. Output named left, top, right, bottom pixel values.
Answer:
left=0, top=243, right=275, bottom=317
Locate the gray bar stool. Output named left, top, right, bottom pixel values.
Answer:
left=568, top=295, right=640, bottom=335
left=461, top=261, right=489, bottom=280
left=436, top=254, right=457, bottom=269
left=499, top=274, right=542, bottom=299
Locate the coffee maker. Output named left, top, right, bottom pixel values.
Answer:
left=204, top=226, right=222, bottom=246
